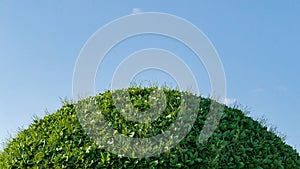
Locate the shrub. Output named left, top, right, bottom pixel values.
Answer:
left=0, top=87, right=299, bottom=168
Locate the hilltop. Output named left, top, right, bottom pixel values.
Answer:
left=0, top=87, right=299, bottom=168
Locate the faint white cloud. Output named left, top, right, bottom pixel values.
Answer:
left=252, top=88, right=264, bottom=93
left=132, top=8, right=142, bottom=14
left=222, top=97, right=237, bottom=106
left=275, top=85, right=288, bottom=92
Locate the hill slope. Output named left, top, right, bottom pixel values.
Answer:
left=0, top=87, right=299, bottom=168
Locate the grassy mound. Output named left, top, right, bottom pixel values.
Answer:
left=0, top=87, right=299, bottom=168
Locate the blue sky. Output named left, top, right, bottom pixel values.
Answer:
left=0, top=1, right=299, bottom=153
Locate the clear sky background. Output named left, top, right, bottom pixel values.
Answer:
left=0, top=1, right=299, bottom=153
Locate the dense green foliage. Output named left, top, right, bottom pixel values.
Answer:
left=0, top=87, right=299, bottom=168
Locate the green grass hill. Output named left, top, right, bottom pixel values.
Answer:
left=0, top=87, right=299, bottom=168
